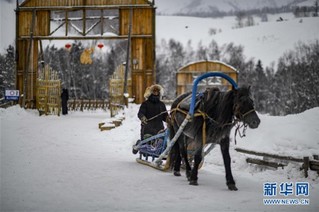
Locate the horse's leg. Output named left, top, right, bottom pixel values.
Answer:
left=173, top=140, right=182, bottom=176
left=220, top=137, right=238, bottom=191
left=189, top=149, right=202, bottom=186
left=180, top=136, right=192, bottom=180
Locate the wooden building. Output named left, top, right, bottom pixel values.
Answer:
left=176, top=60, right=238, bottom=96
left=16, top=0, right=155, bottom=106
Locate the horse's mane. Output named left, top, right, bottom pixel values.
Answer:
left=170, top=91, right=192, bottom=110
left=204, top=88, right=235, bottom=126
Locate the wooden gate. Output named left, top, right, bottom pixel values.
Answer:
left=109, top=64, right=132, bottom=117
left=176, top=60, right=238, bottom=95
left=16, top=0, right=155, bottom=107
left=36, top=65, right=61, bottom=115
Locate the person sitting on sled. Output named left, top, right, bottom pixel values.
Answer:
left=137, top=84, right=168, bottom=140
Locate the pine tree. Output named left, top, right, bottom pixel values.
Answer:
left=207, top=39, right=220, bottom=60
left=0, top=54, right=5, bottom=98
left=252, top=60, right=267, bottom=113
left=196, top=41, right=207, bottom=61
left=0, top=45, right=16, bottom=99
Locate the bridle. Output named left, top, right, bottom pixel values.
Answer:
left=233, top=100, right=256, bottom=144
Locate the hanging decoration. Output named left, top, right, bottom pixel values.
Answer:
left=97, top=43, right=104, bottom=49
left=80, top=47, right=94, bottom=64
left=65, top=43, right=72, bottom=50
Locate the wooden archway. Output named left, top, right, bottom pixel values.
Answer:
left=16, top=0, right=155, bottom=107
left=176, top=60, right=238, bottom=96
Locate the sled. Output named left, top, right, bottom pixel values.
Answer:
left=132, top=72, right=238, bottom=171
left=133, top=129, right=171, bottom=171
left=133, top=129, right=218, bottom=171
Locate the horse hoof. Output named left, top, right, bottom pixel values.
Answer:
left=227, top=184, right=238, bottom=191
left=186, top=171, right=191, bottom=180
left=174, top=171, right=181, bottom=177
left=189, top=180, right=198, bottom=186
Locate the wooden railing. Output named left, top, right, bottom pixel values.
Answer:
left=67, top=99, right=109, bottom=111
left=0, top=99, right=16, bottom=108
left=235, top=148, right=319, bottom=178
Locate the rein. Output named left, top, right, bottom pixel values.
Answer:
left=236, top=109, right=256, bottom=120
left=234, top=122, right=247, bottom=145
left=146, top=110, right=169, bottom=122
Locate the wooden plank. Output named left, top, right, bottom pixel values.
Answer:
left=246, top=158, right=286, bottom=169
left=36, top=11, right=50, bottom=36
left=18, top=35, right=152, bottom=40
left=309, top=160, right=319, bottom=171
left=19, top=5, right=152, bottom=11
left=18, top=11, right=33, bottom=36
left=235, top=148, right=304, bottom=163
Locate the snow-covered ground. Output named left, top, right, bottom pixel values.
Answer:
left=1, top=105, right=318, bottom=212
left=1, top=1, right=319, bottom=210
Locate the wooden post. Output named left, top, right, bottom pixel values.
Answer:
left=100, top=9, right=104, bottom=36
left=123, top=2, right=133, bottom=106
left=235, top=148, right=304, bottom=162
left=303, top=157, right=309, bottom=178
left=22, top=9, right=36, bottom=108
left=80, top=99, right=84, bottom=111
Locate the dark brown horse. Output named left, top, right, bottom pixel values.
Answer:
left=168, top=86, right=260, bottom=190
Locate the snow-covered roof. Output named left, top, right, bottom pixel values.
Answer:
left=177, top=60, right=238, bottom=73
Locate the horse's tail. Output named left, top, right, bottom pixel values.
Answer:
left=166, top=115, right=179, bottom=170
left=167, top=142, right=180, bottom=171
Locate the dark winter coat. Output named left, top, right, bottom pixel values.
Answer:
left=137, top=94, right=168, bottom=139
left=61, top=89, right=69, bottom=115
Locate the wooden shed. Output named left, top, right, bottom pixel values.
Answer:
left=176, top=60, right=238, bottom=96
left=16, top=0, right=156, bottom=107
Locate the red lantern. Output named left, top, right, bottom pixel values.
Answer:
left=65, top=43, right=71, bottom=49
left=97, top=43, right=104, bottom=49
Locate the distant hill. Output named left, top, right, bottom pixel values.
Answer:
left=155, top=0, right=315, bottom=16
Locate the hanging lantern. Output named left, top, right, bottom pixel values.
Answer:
left=80, top=48, right=94, bottom=65
left=97, top=43, right=104, bottom=49
left=65, top=43, right=72, bottom=49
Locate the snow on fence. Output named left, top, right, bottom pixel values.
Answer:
left=235, top=148, right=319, bottom=178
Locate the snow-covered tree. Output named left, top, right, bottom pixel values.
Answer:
left=0, top=45, right=16, bottom=99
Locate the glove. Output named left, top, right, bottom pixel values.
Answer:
left=141, top=116, right=148, bottom=125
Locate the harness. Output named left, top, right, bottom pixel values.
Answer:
left=170, top=92, right=256, bottom=145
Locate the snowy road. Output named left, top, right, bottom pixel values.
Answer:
left=1, top=105, right=318, bottom=212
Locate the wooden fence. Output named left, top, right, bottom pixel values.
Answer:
left=235, top=148, right=319, bottom=178
left=36, top=65, right=61, bottom=115
left=67, top=99, right=109, bottom=111
left=109, top=65, right=132, bottom=117
left=0, top=99, right=16, bottom=108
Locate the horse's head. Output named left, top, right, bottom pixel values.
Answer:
left=233, top=86, right=260, bottom=129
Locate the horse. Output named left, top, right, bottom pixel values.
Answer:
left=168, top=86, right=260, bottom=191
